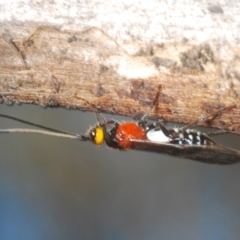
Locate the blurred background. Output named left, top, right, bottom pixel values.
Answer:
left=0, top=103, right=240, bottom=240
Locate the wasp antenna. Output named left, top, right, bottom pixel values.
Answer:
left=0, top=113, right=79, bottom=135
left=0, top=128, right=89, bottom=141
left=140, top=84, right=162, bottom=121
left=0, top=113, right=90, bottom=140
left=80, top=135, right=91, bottom=141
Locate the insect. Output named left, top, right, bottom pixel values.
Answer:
left=0, top=87, right=239, bottom=164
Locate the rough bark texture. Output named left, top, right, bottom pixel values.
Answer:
left=0, top=1, right=240, bottom=133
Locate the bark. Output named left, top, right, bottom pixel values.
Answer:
left=0, top=1, right=240, bottom=133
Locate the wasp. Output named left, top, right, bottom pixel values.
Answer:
left=0, top=87, right=239, bottom=164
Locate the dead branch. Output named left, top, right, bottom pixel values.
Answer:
left=0, top=3, right=240, bottom=133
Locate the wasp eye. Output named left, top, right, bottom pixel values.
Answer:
left=90, top=127, right=104, bottom=145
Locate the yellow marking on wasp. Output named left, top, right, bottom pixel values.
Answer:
left=94, top=127, right=104, bottom=145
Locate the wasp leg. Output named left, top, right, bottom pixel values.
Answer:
left=144, top=120, right=171, bottom=138
left=139, top=85, right=162, bottom=122
left=180, top=105, right=235, bottom=131
left=137, top=85, right=163, bottom=128
left=207, top=129, right=240, bottom=137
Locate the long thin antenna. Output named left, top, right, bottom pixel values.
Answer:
left=0, top=128, right=83, bottom=139
left=0, top=113, right=89, bottom=141
left=0, top=113, right=73, bottom=134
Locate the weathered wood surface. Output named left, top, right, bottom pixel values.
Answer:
left=0, top=1, right=240, bottom=133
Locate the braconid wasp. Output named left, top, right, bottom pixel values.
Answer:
left=0, top=86, right=239, bottom=164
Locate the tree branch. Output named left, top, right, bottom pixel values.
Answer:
left=0, top=2, right=240, bottom=133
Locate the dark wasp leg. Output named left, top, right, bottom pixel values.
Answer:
left=180, top=105, right=235, bottom=132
